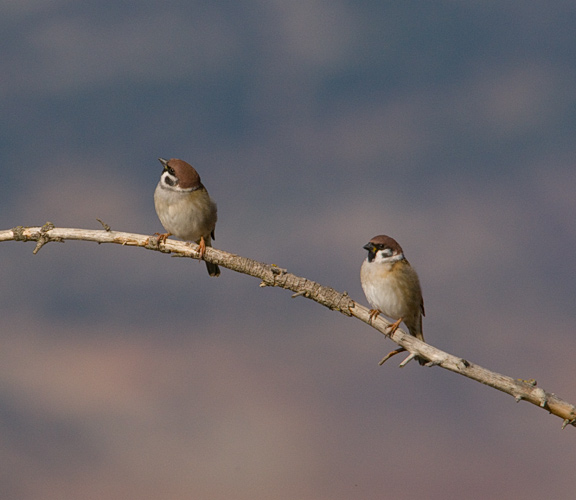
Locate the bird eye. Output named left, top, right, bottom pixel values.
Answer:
left=167, top=166, right=175, bottom=176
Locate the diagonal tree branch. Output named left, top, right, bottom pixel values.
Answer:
left=2, top=222, right=575, bottom=429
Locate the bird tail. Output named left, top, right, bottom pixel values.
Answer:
left=408, top=317, right=427, bottom=365
left=205, top=262, right=220, bottom=277
left=201, top=236, right=220, bottom=277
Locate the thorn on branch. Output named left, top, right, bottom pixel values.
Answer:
left=562, top=418, right=576, bottom=430
left=399, top=352, right=417, bottom=368
left=33, top=221, right=63, bottom=254
left=292, top=290, right=309, bottom=298
left=96, top=218, right=111, bottom=231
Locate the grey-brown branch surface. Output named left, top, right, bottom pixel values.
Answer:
left=2, top=222, right=575, bottom=429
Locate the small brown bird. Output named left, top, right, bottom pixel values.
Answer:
left=360, top=235, right=426, bottom=365
left=154, top=158, right=220, bottom=277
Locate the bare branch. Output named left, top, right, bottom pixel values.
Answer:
left=2, top=223, right=575, bottom=429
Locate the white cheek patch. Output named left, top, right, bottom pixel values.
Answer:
left=376, top=250, right=404, bottom=264
left=161, top=172, right=178, bottom=188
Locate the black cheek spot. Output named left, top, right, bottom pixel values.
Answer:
left=164, top=176, right=177, bottom=187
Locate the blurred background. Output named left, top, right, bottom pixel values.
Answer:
left=1, top=1, right=575, bottom=498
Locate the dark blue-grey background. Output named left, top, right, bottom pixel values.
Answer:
left=1, top=2, right=575, bottom=499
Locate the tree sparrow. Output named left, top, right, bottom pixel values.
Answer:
left=360, top=235, right=426, bottom=365
left=154, top=158, right=220, bottom=277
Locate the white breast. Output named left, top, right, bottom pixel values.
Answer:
left=154, top=183, right=217, bottom=242
left=360, top=260, right=408, bottom=320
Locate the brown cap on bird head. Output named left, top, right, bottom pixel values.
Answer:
left=158, top=158, right=203, bottom=190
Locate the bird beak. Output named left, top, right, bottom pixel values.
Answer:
left=158, top=157, right=169, bottom=170
left=363, top=242, right=377, bottom=262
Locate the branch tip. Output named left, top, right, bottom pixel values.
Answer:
left=32, top=241, right=46, bottom=254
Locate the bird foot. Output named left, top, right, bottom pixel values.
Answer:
left=156, top=232, right=172, bottom=245
left=385, top=317, right=403, bottom=336
left=144, top=232, right=171, bottom=250
left=368, top=309, right=381, bottom=324
left=198, top=236, right=207, bottom=259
